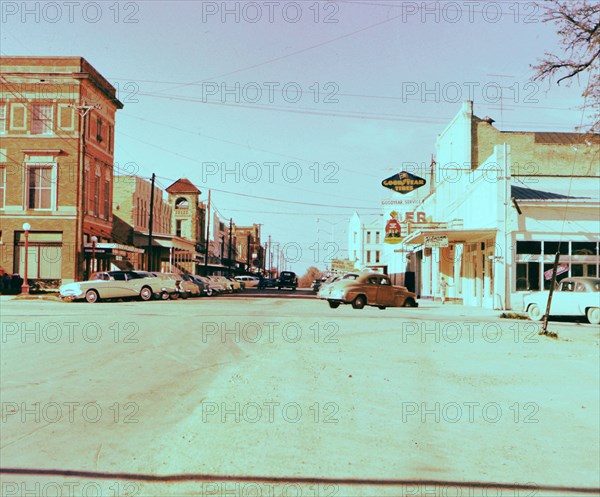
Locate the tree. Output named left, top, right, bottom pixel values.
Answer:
left=299, top=266, right=323, bottom=288
left=532, top=0, right=600, bottom=131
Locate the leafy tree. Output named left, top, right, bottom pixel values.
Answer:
left=532, top=0, right=600, bottom=131
left=299, top=266, right=323, bottom=288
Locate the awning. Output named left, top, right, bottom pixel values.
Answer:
left=84, top=243, right=145, bottom=254
left=403, top=228, right=497, bottom=246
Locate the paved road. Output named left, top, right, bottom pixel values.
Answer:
left=1, top=297, right=598, bottom=496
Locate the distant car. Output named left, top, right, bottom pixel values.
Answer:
left=258, top=278, right=278, bottom=289
left=191, top=276, right=216, bottom=296
left=227, top=277, right=243, bottom=292
left=207, top=276, right=232, bottom=293
left=523, top=277, right=600, bottom=324
left=173, top=273, right=203, bottom=298
left=236, top=275, right=260, bottom=288
left=278, top=271, right=298, bottom=290
left=319, top=272, right=418, bottom=310
left=60, top=271, right=170, bottom=303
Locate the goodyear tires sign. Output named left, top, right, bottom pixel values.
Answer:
left=382, top=171, right=426, bottom=194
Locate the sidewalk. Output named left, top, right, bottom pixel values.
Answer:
left=416, top=299, right=522, bottom=320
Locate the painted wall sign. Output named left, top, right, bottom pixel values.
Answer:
left=382, top=171, right=427, bottom=194
left=424, top=235, right=449, bottom=248
left=384, top=211, right=403, bottom=244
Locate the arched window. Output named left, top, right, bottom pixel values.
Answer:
left=175, top=197, right=189, bottom=209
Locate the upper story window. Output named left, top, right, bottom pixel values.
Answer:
left=176, top=219, right=183, bottom=237
left=96, top=117, right=103, bottom=143
left=0, top=104, right=6, bottom=134
left=0, top=166, right=5, bottom=208
left=175, top=197, right=189, bottom=209
left=31, top=104, right=53, bottom=135
left=366, top=231, right=371, bottom=244
left=28, top=165, right=54, bottom=209
left=375, top=232, right=380, bottom=244
left=104, top=172, right=111, bottom=220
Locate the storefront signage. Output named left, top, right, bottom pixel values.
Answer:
left=544, top=263, right=569, bottom=280
left=382, top=171, right=426, bottom=194
left=424, top=235, right=449, bottom=248
left=384, top=211, right=403, bottom=244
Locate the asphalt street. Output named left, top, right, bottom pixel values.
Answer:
left=0, top=294, right=598, bottom=496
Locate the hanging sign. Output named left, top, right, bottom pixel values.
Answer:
left=382, top=171, right=426, bottom=194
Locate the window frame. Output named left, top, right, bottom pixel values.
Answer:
left=31, top=103, right=54, bottom=135
left=26, top=163, right=56, bottom=210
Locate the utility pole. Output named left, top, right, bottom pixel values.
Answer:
left=203, top=189, right=211, bottom=275
left=541, top=252, right=560, bottom=335
left=263, top=242, right=268, bottom=277
left=228, top=218, right=233, bottom=276
left=268, top=235, right=272, bottom=277
left=147, top=173, right=155, bottom=271
left=247, top=233, right=251, bottom=269
left=74, top=102, right=98, bottom=280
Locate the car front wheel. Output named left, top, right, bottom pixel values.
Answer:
left=85, top=290, right=99, bottom=303
left=139, top=286, right=153, bottom=301
left=527, top=303, right=543, bottom=321
left=352, top=295, right=366, bottom=310
left=586, top=307, right=600, bottom=325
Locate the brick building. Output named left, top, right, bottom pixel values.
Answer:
left=0, top=56, right=124, bottom=287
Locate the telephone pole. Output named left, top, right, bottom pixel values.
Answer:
left=228, top=218, right=233, bottom=276
left=203, top=189, right=211, bottom=275
left=147, top=173, right=155, bottom=271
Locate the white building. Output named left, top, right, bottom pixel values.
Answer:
left=400, top=101, right=600, bottom=309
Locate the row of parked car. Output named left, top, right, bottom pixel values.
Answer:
left=59, top=270, right=248, bottom=303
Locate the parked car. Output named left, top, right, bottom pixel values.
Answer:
left=60, top=271, right=171, bottom=303
left=141, top=272, right=183, bottom=299
left=227, top=277, right=244, bottom=292
left=258, top=277, right=278, bottom=289
left=523, top=277, right=600, bottom=324
left=319, top=272, right=418, bottom=310
left=172, top=273, right=203, bottom=298
left=207, top=276, right=232, bottom=293
left=190, top=276, right=215, bottom=296
left=278, top=271, right=298, bottom=290
left=236, top=275, right=260, bottom=288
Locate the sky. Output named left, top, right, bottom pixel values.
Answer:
left=1, top=0, right=592, bottom=275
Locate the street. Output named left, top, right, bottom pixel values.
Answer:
left=1, top=295, right=599, bottom=496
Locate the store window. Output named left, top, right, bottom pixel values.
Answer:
left=517, top=241, right=541, bottom=255
left=16, top=231, right=62, bottom=279
left=571, top=242, right=597, bottom=255
left=516, top=262, right=540, bottom=291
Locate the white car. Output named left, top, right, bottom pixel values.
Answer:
left=523, top=277, right=600, bottom=324
left=60, top=271, right=172, bottom=303
left=235, top=275, right=260, bottom=288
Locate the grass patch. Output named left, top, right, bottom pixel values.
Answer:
left=500, top=312, right=529, bottom=320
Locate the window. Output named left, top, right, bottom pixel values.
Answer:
left=107, top=124, right=113, bottom=152
left=28, top=166, right=53, bottom=209
left=560, top=280, right=574, bottom=292
left=104, top=175, right=111, bottom=219
left=572, top=242, right=597, bottom=256
left=380, top=277, right=391, bottom=285
left=16, top=231, right=62, bottom=279
left=366, top=251, right=371, bottom=263
left=516, top=262, right=539, bottom=291
left=0, top=104, right=6, bottom=134
left=176, top=220, right=182, bottom=237
left=31, top=104, right=53, bottom=135
left=175, top=197, right=189, bottom=209
left=94, top=167, right=101, bottom=216
left=96, top=118, right=103, bottom=142
left=353, top=232, right=357, bottom=244
left=376, top=250, right=380, bottom=263
left=517, top=241, right=541, bottom=255
left=375, top=232, right=380, bottom=244
left=0, top=166, right=5, bottom=208
left=366, top=231, right=371, bottom=244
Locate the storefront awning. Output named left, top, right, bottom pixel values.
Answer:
left=403, top=228, right=497, bottom=246
left=84, top=243, right=145, bottom=254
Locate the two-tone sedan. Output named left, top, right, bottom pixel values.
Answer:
left=524, top=277, right=600, bottom=324
left=59, top=271, right=173, bottom=303
left=320, top=272, right=418, bottom=310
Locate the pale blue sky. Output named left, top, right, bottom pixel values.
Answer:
left=1, top=0, right=591, bottom=273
